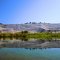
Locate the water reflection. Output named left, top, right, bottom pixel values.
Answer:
left=24, top=48, right=48, bottom=50
left=0, top=38, right=60, bottom=48
left=0, top=48, right=60, bottom=60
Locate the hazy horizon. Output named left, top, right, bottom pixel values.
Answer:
left=0, top=0, right=60, bottom=24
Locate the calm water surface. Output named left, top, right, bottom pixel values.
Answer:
left=0, top=48, right=60, bottom=60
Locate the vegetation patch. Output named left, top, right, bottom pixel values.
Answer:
left=0, top=31, right=60, bottom=41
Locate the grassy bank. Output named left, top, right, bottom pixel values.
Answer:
left=0, top=31, right=60, bottom=40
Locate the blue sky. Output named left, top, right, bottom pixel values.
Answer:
left=0, top=0, right=60, bottom=24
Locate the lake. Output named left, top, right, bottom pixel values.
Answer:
left=0, top=39, right=60, bottom=48
left=0, top=48, right=60, bottom=60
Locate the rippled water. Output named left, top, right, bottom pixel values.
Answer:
left=0, top=48, right=60, bottom=60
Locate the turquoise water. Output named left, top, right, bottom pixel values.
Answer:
left=0, top=48, right=60, bottom=60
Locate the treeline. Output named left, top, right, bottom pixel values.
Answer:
left=0, top=31, right=28, bottom=41
left=0, top=31, right=60, bottom=40
left=25, top=22, right=42, bottom=24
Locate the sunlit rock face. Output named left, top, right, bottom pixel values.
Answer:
left=0, top=23, right=60, bottom=32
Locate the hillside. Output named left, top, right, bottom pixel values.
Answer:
left=0, top=23, right=60, bottom=32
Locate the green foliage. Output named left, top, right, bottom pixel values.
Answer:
left=0, top=31, right=60, bottom=41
